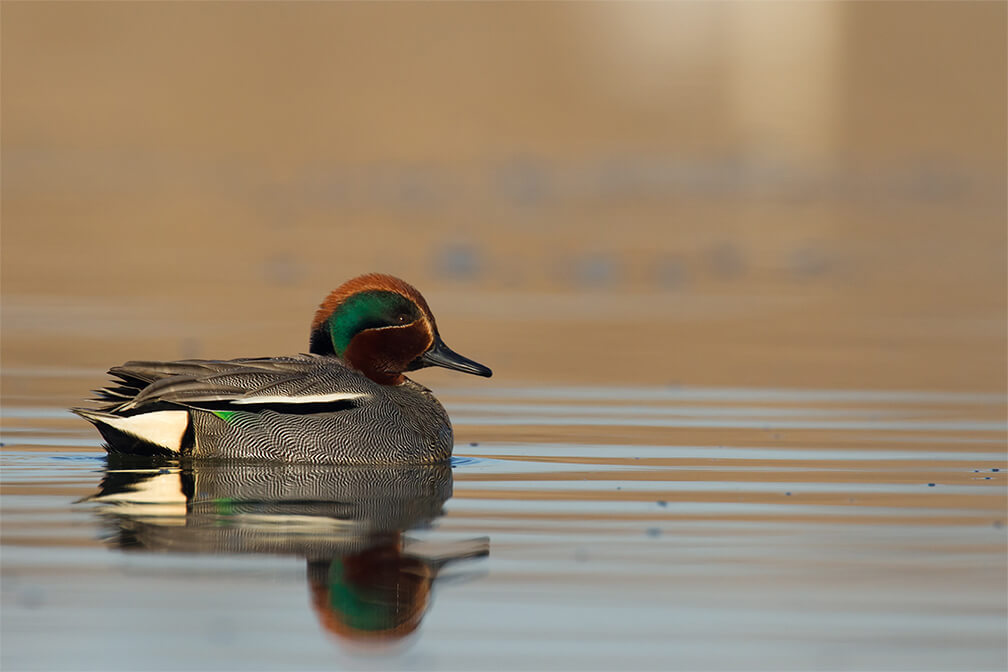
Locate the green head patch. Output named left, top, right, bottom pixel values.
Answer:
left=327, top=558, right=406, bottom=632
left=322, top=290, right=421, bottom=357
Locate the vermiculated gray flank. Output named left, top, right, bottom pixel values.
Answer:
left=84, top=355, right=454, bottom=464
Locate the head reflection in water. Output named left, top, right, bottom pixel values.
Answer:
left=308, top=543, right=431, bottom=641
left=83, top=459, right=488, bottom=647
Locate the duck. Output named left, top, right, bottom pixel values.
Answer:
left=72, top=273, right=492, bottom=464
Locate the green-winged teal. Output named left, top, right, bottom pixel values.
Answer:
left=73, top=274, right=492, bottom=463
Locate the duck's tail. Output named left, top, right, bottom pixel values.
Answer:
left=71, top=407, right=187, bottom=456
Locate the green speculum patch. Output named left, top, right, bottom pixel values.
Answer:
left=327, top=290, right=419, bottom=357
left=211, top=410, right=239, bottom=423
left=214, top=497, right=236, bottom=516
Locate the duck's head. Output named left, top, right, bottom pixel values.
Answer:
left=309, top=273, right=492, bottom=385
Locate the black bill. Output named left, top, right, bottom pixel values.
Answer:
left=417, top=338, right=492, bottom=377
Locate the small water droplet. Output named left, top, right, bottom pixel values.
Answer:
left=656, top=500, right=667, bottom=507
left=927, top=483, right=936, bottom=487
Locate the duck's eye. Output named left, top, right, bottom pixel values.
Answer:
left=396, top=313, right=410, bottom=324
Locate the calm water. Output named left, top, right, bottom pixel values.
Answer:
left=2, top=374, right=1005, bottom=671
left=5, top=3, right=1007, bottom=669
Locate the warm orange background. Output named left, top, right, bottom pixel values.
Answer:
left=3, top=2, right=1005, bottom=393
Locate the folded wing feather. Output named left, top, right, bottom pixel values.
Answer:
left=108, top=355, right=376, bottom=412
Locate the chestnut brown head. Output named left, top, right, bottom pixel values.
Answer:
left=309, top=274, right=492, bottom=385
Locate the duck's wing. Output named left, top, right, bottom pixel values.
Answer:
left=105, top=356, right=378, bottom=413
left=92, top=359, right=253, bottom=403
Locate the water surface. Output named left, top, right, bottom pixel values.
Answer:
left=2, top=374, right=1004, bottom=671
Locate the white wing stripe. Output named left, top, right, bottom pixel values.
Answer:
left=101, top=411, right=189, bottom=451
left=231, top=392, right=366, bottom=405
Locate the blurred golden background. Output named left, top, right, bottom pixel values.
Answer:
left=3, top=2, right=1005, bottom=393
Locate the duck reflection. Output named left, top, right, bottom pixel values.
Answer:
left=85, top=458, right=488, bottom=644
